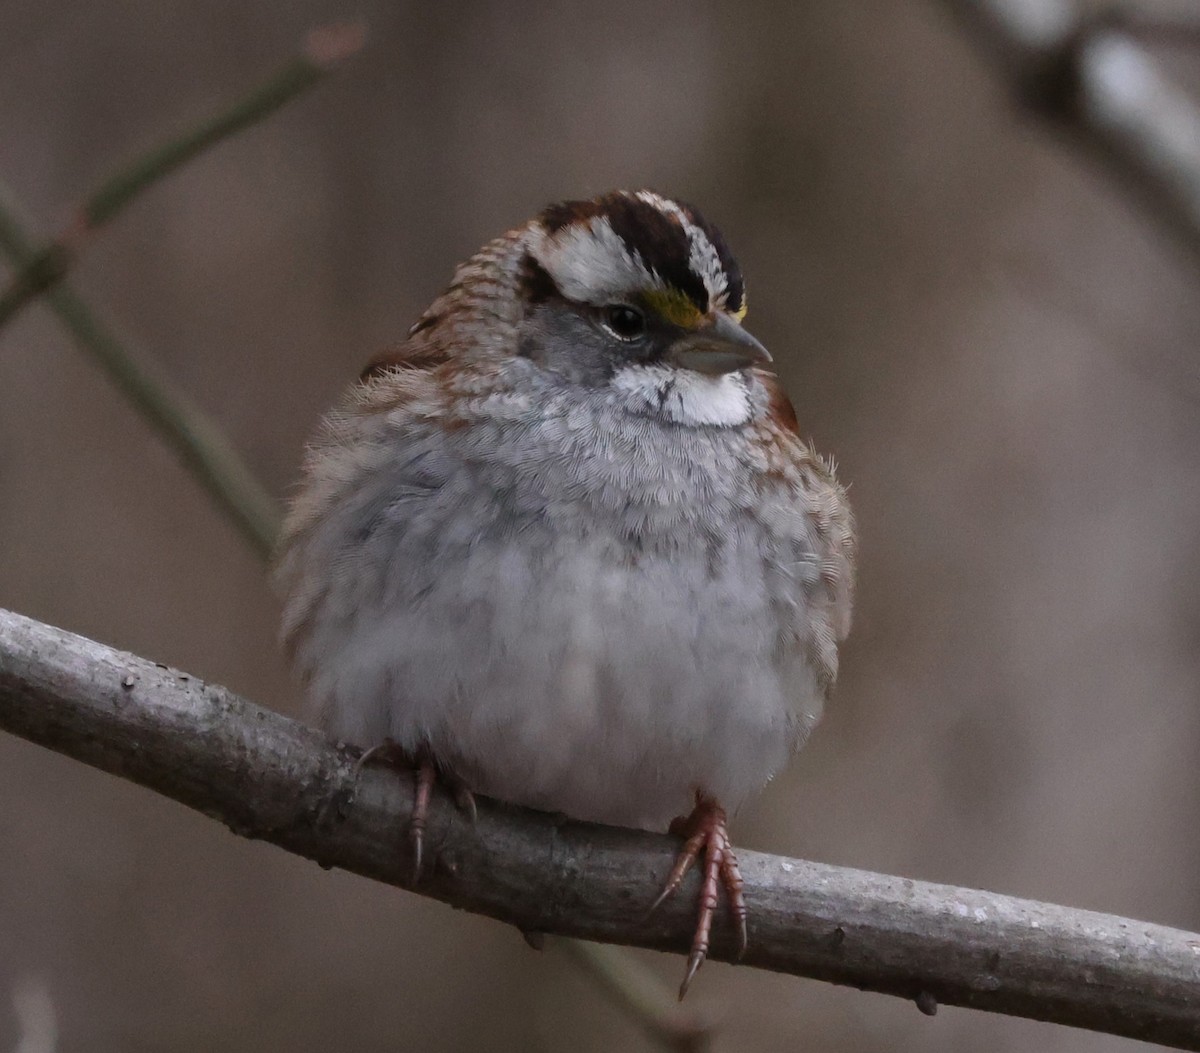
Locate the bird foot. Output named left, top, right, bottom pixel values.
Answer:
left=354, top=739, right=476, bottom=883
left=649, top=791, right=748, bottom=999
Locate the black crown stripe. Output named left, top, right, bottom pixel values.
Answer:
left=535, top=191, right=745, bottom=315
left=518, top=252, right=561, bottom=310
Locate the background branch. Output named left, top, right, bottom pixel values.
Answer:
left=941, top=0, right=1200, bottom=266
left=0, top=23, right=363, bottom=556
left=0, top=180, right=281, bottom=558
left=553, top=938, right=713, bottom=1052
left=0, top=23, right=365, bottom=330
left=2, top=607, right=1198, bottom=1050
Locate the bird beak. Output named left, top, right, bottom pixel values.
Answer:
left=666, top=313, right=772, bottom=376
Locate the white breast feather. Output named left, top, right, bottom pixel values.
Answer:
left=611, top=365, right=752, bottom=427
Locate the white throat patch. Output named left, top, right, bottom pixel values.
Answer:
left=611, top=365, right=753, bottom=427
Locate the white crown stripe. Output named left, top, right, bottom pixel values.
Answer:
left=533, top=192, right=732, bottom=311
left=530, top=217, right=656, bottom=305
left=635, top=191, right=730, bottom=310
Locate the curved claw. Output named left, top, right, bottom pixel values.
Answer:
left=721, top=838, right=749, bottom=960
left=651, top=793, right=748, bottom=998
left=353, top=741, right=476, bottom=885
left=410, top=755, right=436, bottom=883
left=646, top=827, right=704, bottom=918
left=352, top=738, right=402, bottom=779
left=679, top=950, right=706, bottom=1000
left=446, top=774, right=478, bottom=824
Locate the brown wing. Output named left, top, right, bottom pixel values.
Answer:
left=752, top=367, right=856, bottom=653
left=359, top=311, right=454, bottom=380
left=754, top=368, right=800, bottom=435
left=360, top=231, right=528, bottom=382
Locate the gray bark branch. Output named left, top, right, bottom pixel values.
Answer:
left=1, top=607, right=1198, bottom=1049
left=941, top=0, right=1200, bottom=266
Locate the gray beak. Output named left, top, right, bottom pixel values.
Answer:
left=666, top=313, right=772, bottom=376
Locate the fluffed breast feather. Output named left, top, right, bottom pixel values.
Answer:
left=282, top=361, right=855, bottom=695
left=749, top=376, right=856, bottom=691
left=754, top=366, right=856, bottom=642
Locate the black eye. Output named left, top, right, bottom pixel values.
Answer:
left=603, top=304, right=645, bottom=340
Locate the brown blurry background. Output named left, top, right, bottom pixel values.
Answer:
left=2, top=2, right=1199, bottom=1051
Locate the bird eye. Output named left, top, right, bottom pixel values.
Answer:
left=603, top=304, right=646, bottom=340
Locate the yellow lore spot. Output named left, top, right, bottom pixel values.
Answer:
left=641, top=288, right=748, bottom=326
left=642, top=288, right=705, bottom=328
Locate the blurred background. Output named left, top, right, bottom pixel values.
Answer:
left=2, top=2, right=1199, bottom=1050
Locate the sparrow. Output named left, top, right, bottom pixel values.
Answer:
left=276, top=189, right=856, bottom=996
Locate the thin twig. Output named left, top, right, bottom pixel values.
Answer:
left=0, top=22, right=363, bottom=554
left=553, top=939, right=714, bottom=1052
left=2, top=607, right=1199, bottom=1050
left=940, top=0, right=1200, bottom=267
left=0, top=182, right=282, bottom=558
left=0, top=22, right=365, bottom=330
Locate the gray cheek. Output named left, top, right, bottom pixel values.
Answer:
left=517, top=307, right=618, bottom=388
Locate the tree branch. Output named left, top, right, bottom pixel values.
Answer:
left=940, top=0, right=1200, bottom=266
left=2, top=607, right=1198, bottom=1049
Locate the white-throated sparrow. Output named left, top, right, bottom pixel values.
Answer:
left=276, top=190, right=855, bottom=995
